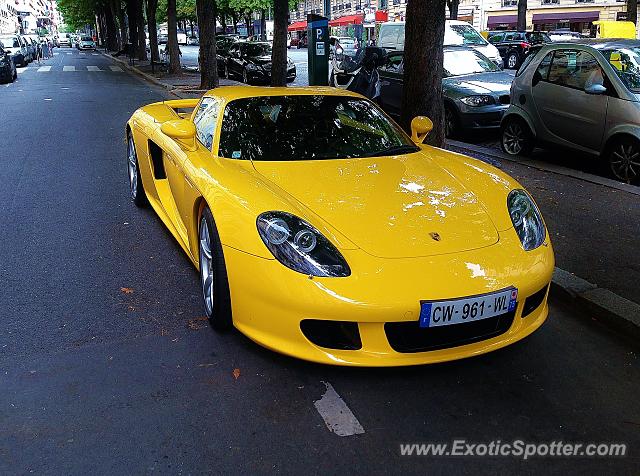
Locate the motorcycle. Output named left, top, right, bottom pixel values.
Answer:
left=329, top=43, right=387, bottom=101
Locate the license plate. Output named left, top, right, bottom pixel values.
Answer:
left=419, top=288, right=518, bottom=328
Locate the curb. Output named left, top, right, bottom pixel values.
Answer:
left=98, top=50, right=241, bottom=99
left=447, top=139, right=640, bottom=197
left=551, top=267, right=640, bottom=341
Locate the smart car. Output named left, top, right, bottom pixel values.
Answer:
left=126, top=87, right=554, bottom=366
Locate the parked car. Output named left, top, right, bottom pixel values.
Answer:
left=58, top=34, right=71, bottom=47
left=378, top=20, right=504, bottom=68
left=378, top=46, right=513, bottom=137
left=177, top=31, right=187, bottom=45
left=501, top=40, right=640, bottom=184
left=225, top=41, right=296, bottom=84
left=331, top=36, right=359, bottom=57
left=78, top=36, right=96, bottom=50
left=548, top=29, right=586, bottom=42
left=216, top=36, right=239, bottom=76
left=157, top=33, right=168, bottom=44
left=0, top=34, right=28, bottom=66
left=0, top=40, right=17, bottom=83
left=187, top=35, right=199, bottom=46
left=487, top=30, right=551, bottom=69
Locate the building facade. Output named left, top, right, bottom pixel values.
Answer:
left=0, top=0, right=19, bottom=34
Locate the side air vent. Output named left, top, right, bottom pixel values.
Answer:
left=148, top=140, right=166, bottom=179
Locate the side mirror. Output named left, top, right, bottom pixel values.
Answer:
left=585, top=84, right=607, bottom=95
left=161, top=119, right=197, bottom=150
left=410, top=116, right=433, bottom=144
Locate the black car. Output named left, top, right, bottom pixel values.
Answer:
left=0, top=41, right=17, bottom=83
left=487, top=31, right=551, bottom=69
left=216, top=36, right=240, bottom=77
left=224, top=41, right=296, bottom=84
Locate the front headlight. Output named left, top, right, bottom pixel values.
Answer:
left=507, top=190, right=546, bottom=251
left=257, top=211, right=351, bottom=277
left=246, top=63, right=258, bottom=70
left=460, top=95, right=495, bottom=107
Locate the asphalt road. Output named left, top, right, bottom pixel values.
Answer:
left=0, top=48, right=638, bottom=474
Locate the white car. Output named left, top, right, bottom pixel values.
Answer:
left=58, top=34, right=71, bottom=47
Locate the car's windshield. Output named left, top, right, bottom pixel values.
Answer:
left=81, top=36, right=92, bottom=41
left=218, top=95, right=419, bottom=161
left=1, top=37, right=19, bottom=48
left=601, top=47, right=640, bottom=93
left=445, top=24, right=488, bottom=46
left=443, top=49, right=499, bottom=76
left=243, top=43, right=271, bottom=56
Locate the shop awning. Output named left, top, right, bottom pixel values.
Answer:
left=288, top=21, right=307, bottom=32
left=487, top=15, right=518, bottom=28
left=532, top=11, right=599, bottom=23
left=329, top=14, right=364, bottom=27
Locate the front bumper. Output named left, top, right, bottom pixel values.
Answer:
left=222, top=230, right=554, bottom=366
left=247, top=66, right=297, bottom=82
left=458, top=103, right=509, bottom=129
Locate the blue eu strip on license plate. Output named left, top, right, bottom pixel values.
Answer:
left=419, top=288, right=518, bottom=328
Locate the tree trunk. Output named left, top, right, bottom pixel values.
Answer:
left=196, top=0, right=218, bottom=89
left=232, top=13, right=238, bottom=33
left=400, top=0, right=446, bottom=147
left=245, top=14, right=252, bottom=37
left=271, top=0, right=288, bottom=86
left=127, top=0, right=138, bottom=49
left=517, top=0, right=527, bottom=31
left=628, top=0, right=638, bottom=25
left=136, top=0, right=147, bottom=60
left=115, top=0, right=127, bottom=50
left=167, top=0, right=181, bottom=73
left=260, top=9, right=266, bottom=40
left=104, top=4, right=119, bottom=50
left=446, top=0, right=459, bottom=20
left=190, top=20, right=194, bottom=37
left=147, top=0, right=160, bottom=62
left=220, top=14, right=227, bottom=34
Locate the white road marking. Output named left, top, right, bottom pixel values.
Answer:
left=37, top=66, right=51, bottom=72
left=87, top=66, right=101, bottom=71
left=44, top=98, right=52, bottom=101
left=16, top=68, right=28, bottom=74
left=79, top=52, right=86, bottom=56
left=92, top=53, right=99, bottom=56
left=314, top=382, right=365, bottom=437
left=63, top=66, right=75, bottom=71
left=66, top=52, right=72, bottom=55
left=109, top=66, right=123, bottom=72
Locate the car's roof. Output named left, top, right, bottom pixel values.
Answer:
left=545, top=38, right=640, bottom=49
left=204, top=86, right=363, bottom=102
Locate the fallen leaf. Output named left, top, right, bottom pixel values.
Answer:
left=232, top=368, right=240, bottom=380
left=120, top=287, right=134, bottom=294
left=161, top=328, right=169, bottom=336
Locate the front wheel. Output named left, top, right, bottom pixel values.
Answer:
left=501, top=117, right=534, bottom=156
left=127, top=132, right=147, bottom=207
left=606, top=136, right=640, bottom=184
left=199, top=207, right=233, bottom=330
left=242, top=67, right=249, bottom=84
left=444, top=105, right=459, bottom=139
left=506, top=51, right=519, bottom=69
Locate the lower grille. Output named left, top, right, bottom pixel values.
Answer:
left=300, top=319, right=362, bottom=350
left=385, top=311, right=515, bottom=353
left=522, top=285, right=548, bottom=317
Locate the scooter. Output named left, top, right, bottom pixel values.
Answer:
left=329, top=44, right=387, bottom=101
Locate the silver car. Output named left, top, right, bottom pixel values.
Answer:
left=501, top=40, right=640, bottom=184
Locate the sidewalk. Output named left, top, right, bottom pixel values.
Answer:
left=102, top=50, right=241, bottom=97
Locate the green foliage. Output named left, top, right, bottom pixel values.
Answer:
left=157, top=0, right=196, bottom=23
left=57, top=0, right=101, bottom=30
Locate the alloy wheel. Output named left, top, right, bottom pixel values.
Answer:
left=507, top=54, right=518, bottom=69
left=199, top=217, right=214, bottom=317
left=502, top=121, right=525, bottom=155
left=609, top=141, right=640, bottom=184
left=243, top=68, right=248, bottom=84
left=127, top=135, right=138, bottom=199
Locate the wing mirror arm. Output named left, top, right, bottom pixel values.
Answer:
left=160, top=119, right=197, bottom=151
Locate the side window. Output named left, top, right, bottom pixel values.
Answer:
left=505, top=32, right=520, bottom=42
left=548, top=50, right=603, bottom=90
left=379, top=25, right=401, bottom=49
left=193, top=97, right=219, bottom=151
left=535, top=51, right=553, bottom=82
left=488, top=33, right=504, bottom=43
left=381, top=53, right=403, bottom=73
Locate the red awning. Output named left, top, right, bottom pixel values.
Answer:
left=375, top=10, right=388, bottom=22
left=288, top=21, right=307, bottom=32
left=329, top=14, right=364, bottom=27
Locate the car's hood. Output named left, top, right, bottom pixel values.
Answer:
left=252, top=152, right=500, bottom=258
left=249, top=55, right=272, bottom=65
left=443, top=72, right=513, bottom=95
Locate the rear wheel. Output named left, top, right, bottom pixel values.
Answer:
left=242, top=67, right=249, bottom=84
left=501, top=116, right=534, bottom=156
left=506, top=51, right=519, bottom=69
left=606, top=136, right=640, bottom=184
left=199, top=206, right=233, bottom=330
left=127, top=132, right=147, bottom=207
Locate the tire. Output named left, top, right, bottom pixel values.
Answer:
left=242, top=67, right=249, bottom=84
left=501, top=116, right=534, bottom=156
left=224, top=63, right=229, bottom=79
left=506, top=51, right=520, bottom=70
left=127, top=131, right=147, bottom=207
left=444, top=105, right=459, bottom=139
left=606, top=136, right=640, bottom=185
left=12, top=67, right=17, bottom=81
left=199, top=206, right=233, bottom=330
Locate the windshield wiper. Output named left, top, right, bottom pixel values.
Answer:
left=366, top=145, right=420, bottom=158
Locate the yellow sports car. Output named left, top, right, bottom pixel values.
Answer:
left=126, top=86, right=554, bottom=366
